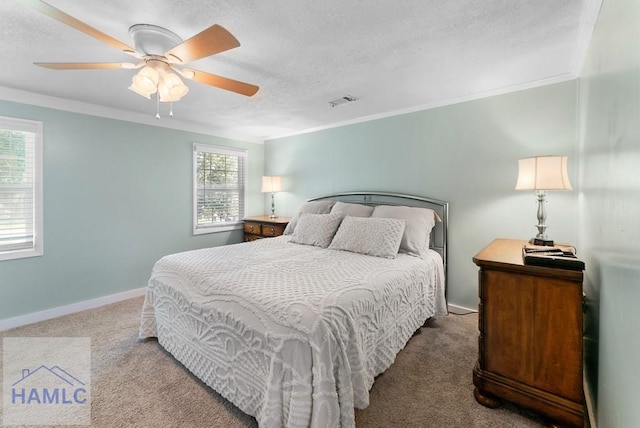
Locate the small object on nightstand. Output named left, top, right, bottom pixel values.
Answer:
left=522, top=244, right=585, bottom=270
left=242, top=215, right=290, bottom=242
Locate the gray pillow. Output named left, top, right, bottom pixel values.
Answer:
left=370, top=205, right=437, bottom=258
left=290, top=213, right=343, bottom=248
left=328, top=216, right=405, bottom=259
left=330, top=201, right=374, bottom=218
left=284, top=200, right=336, bottom=235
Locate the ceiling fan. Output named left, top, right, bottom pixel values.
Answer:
left=19, top=0, right=259, bottom=117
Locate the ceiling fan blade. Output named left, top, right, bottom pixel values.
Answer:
left=35, top=62, right=137, bottom=70
left=19, top=0, right=138, bottom=57
left=187, top=69, right=259, bottom=97
left=165, top=24, right=240, bottom=64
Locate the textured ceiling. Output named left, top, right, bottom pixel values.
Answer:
left=0, top=0, right=600, bottom=142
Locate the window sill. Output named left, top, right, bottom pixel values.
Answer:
left=193, top=223, right=242, bottom=235
left=0, top=248, right=43, bottom=262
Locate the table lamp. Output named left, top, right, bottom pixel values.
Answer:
left=261, top=176, right=282, bottom=218
left=515, top=155, right=572, bottom=246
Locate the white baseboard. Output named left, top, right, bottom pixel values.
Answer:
left=584, top=375, right=597, bottom=428
left=447, top=303, right=478, bottom=315
left=0, top=287, right=147, bottom=332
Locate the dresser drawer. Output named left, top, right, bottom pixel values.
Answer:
left=262, top=224, right=285, bottom=237
left=242, top=216, right=290, bottom=241
left=243, top=222, right=261, bottom=235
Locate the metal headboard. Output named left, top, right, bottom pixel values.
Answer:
left=307, top=191, right=448, bottom=291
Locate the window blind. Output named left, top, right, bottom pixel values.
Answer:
left=0, top=117, right=43, bottom=259
left=193, top=144, right=247, bottom=234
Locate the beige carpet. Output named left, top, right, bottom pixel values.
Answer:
left=1, top=297, right=545, bottom=427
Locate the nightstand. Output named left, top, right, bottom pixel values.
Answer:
left=242, top=215, right=290, bottom=242
left=472, top=239, right=584, bottom=428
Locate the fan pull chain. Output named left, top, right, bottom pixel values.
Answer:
left=156, top=93, right=160, bottom=119
left=169, top=102, right=174, bottom=117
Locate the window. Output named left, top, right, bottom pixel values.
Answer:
left=0, top=116, right=43, bottom=261
left=193, top=144, right=247, bottom=234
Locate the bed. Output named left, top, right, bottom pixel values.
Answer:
left=139, top=192, right=448, bottom=427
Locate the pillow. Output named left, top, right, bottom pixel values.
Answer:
left=370, top=205, right=437, bottom=258
left=290, top=213, right=343, bottom=248
left=328, top=216, right=405, bottom=259
left=330, top=201, right=374, bottom=218
left=284, top=200, right=336, bottom=235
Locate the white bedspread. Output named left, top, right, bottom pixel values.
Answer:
left=139, top=236, right=446, bottom=427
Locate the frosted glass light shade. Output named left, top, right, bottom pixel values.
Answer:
left=261, top=176, right=282, bottom=193
left=129, top=66, right=159, bottom=98
left=158, top=72, right=189, bottom=102
left=515, top=156, right=572, bottom=191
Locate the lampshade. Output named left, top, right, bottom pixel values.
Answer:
left=261, top=176, right=282, bottom=193
left=515, top=156, right=572, bottom=191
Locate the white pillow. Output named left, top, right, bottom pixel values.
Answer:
left=284, top=200, right=336, bottom=235
left=328, top=216, right=405, bottom=259
left=371, top=205, right=437, bottom=258
left=330, top=201, right=374, bottom=218
left=290, top=213, right=343, bottom=248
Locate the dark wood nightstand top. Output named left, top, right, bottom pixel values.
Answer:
left=243, top=215, right=291, bottom=226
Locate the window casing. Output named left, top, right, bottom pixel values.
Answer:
left=193, top=144, right=247, bottom=234
left=0, top=116, right=43, bottom=261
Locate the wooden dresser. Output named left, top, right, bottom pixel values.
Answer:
left=242, top=215, right=290, bottom=242
left=472, top=239, right=584, bottom=427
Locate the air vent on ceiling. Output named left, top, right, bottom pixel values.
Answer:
left=329, top=95, right=358, bottom=108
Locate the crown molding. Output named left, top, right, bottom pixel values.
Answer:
left=0, top=86, right=264, bottom=144
left=266, top=73, right=578, bottom=141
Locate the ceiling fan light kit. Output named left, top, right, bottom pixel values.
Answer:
left=128, top=56, right=190, bottom=105
left=19, top=0, right=259, bottom=118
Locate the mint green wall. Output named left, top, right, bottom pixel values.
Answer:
left=265, top=81, right=579, bottom=310
left=578, top=0, right=640, bottom=424
left=0, top=100, right=264, bottom=321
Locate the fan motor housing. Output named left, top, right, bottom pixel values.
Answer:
left=129, top=24, right=183, bottom=56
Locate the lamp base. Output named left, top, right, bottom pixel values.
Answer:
left=530, top=237, right=555, bottom=246
left=269, top=214, right=278, bottom=219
